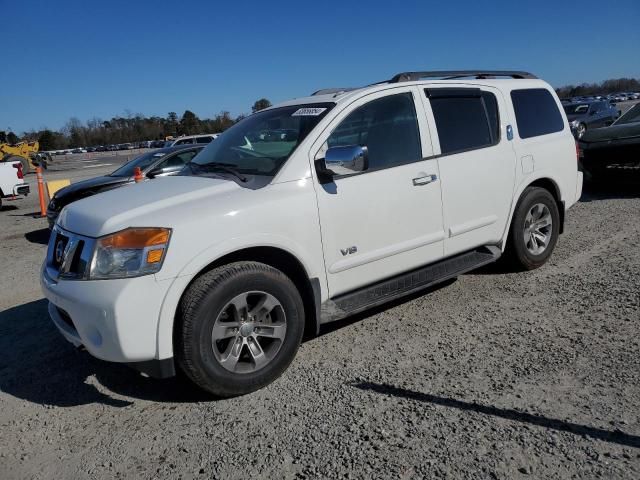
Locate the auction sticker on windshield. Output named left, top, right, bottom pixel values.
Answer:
left=292, top=107, right=327, bottom=116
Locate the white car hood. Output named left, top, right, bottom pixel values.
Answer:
left=57, top=176, right=240, bottom=237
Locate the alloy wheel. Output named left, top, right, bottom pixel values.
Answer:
left=524, top=203, right=553, bottom=255
left=211, top=291, right=287, bottom=373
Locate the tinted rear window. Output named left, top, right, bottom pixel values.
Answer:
left=427, top=89, right=500, bottom=155
left=511, top=89, right=564, bottom=139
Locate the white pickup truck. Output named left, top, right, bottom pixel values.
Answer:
left=42, top=70, right=582, bottom=397
left=0, top=161, right=29, bottom=209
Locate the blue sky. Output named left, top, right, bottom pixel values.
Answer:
left=2, top=0, right=639, bottom=134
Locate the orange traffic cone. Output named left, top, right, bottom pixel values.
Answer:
left=134, top=167, right=144, bottom=183
left=36, top=167, right=47, bottom=217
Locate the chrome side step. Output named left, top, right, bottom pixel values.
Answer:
left=320, top=246, right=501, bottom=323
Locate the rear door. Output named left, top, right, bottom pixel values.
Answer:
left=421, top=86, right=516, bottom=256
left=311, top=87, right=445, bottom=297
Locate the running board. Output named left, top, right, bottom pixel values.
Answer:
left=320, top=246, right=501, bottom=323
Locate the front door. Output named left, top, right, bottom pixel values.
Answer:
left=311, top=88, right=445, bottom=297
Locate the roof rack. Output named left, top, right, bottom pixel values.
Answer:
left=311, top=87, right=357, bottom=96
left=389, top=70, right=537, bottom=83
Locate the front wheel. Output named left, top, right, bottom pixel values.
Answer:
left=175, top=261, right=305, bottom=397
left=504, top=187, right=560, bottom=271
left=576, top=122, right=587, bottom=138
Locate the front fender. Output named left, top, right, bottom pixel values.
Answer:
left=154, top=233, right=326, bottom=360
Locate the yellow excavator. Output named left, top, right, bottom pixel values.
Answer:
left=0, top=141, right=51, bottom=174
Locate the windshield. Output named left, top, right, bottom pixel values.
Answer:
left=563, top=104, right=590, bottom=115
left=110, top=151, right=166, bottom=177
left=187, top=103, right=334, bottom=177
left=614, top=104, right=640, bottom=125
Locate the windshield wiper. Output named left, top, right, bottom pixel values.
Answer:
left=188, top=162, right=247, bottom=182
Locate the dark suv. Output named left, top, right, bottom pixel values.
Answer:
left=564, top=101, right=619, bottom=138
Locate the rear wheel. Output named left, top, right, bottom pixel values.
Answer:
left=504, top=187, right=560, bottom=271
left=175, top=261, right=305, bottom=397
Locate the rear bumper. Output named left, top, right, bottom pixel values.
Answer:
left=13, top=184, right=30, bottom=196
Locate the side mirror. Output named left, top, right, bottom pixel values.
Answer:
left=146, top=167, right=163, bottom=179
left=321, top=145, right=368, bottom=177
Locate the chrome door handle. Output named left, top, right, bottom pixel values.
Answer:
left=412, top=174, right=437, bottom=186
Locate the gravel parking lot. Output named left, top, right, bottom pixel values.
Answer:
left=0, top=156, right=639, bottom=479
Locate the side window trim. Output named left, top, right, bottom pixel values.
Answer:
left=424, top=87, right=501, bottom=157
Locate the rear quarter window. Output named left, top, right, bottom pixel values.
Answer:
left=511, top=89, right=564, bottom=139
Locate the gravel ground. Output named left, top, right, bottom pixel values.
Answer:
left=0, top=167, right=639, bottom=479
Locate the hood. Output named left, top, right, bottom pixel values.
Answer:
left=580, top=122, right=640, bottom=144
left=57, top=176, right=239, bottom=237
left=52, top=175, right=129, bottom=208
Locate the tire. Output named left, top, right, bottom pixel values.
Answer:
left=576, top=122, right=587, bottom=139
left=504, top=187, right=560, bottom=271
left=175, top=261, right=305, bottom=397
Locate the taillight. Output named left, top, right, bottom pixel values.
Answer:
left=575, top=142, right=581, bottom=161
left=12, top=162, right=23, bottom=179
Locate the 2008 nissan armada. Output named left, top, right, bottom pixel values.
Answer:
left=42, top=71, right=582, bottom=397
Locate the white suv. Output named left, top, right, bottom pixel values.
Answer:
left=41, top=70, right=582, bottom=397
left=165, top=134, right=220, bottom=147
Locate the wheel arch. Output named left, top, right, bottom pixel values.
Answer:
left=501, top=175, right=565, bottom=250
left=164, top=245, right=321, bottom=361
left=527, top=177, right=565, bottom=234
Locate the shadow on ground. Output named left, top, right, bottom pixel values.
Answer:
left=7, top=211, right=41, bottom=217
left=0, top=204, right=18, bottom=212
left=24, top=228, right=51, bottom=245
left=580, top=174, right=640, bottom=202
left=352, top=381, right=640, bottom=449
left=0, top=280, right=458, bottom=407
left=0, top=299, right=210, bottom=407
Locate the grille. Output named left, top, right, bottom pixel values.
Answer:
left=47, top=227, right=95, bottom=280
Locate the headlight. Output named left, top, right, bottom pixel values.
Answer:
left=88, top=227, right=171, bottom=280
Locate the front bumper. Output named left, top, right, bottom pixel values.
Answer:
left=41, top=264, right=174, bottom=371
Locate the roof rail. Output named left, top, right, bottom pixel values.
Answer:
left=389, top=70, right=537, bottom=83
left=311, top=87, right=357, bottom=96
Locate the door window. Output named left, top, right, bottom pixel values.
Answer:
left=326, top=93, right=422, bottom=171
left=426, top=89, right=499, bottom=155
